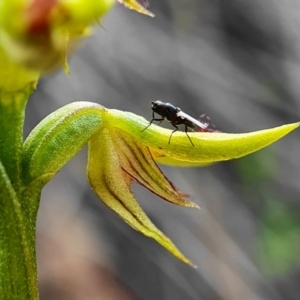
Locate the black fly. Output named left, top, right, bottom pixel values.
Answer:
left=142, top=100, right=216, bottom=146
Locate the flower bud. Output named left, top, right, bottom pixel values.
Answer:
left=0, top=0, right=115, bottom=72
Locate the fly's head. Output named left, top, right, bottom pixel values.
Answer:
left=151, top=100, right=168, bottom=116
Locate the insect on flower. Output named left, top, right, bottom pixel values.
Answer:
left=142, top=100, right=218, bottom=146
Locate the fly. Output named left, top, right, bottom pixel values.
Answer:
left=142, top=100, right=217, bottom=146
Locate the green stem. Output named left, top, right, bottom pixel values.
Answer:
left=0, top=87, right=39, bottom=300
left=0, top=90, right=27, bottom=190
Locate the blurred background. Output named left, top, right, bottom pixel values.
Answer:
left=25, top=0, right=300, bottom=299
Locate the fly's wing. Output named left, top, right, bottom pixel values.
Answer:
left=137, top=0, right=150, bottom=9
left=198, top=114, right=220, bottom=132
left=176, top=111, right=208, bottom=130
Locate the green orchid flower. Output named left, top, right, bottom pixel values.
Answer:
left=22, top=101, right=299, bottom=269
left=0, top=0, right=298, bottom=299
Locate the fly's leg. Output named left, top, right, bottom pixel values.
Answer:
left=169, top=124, right=178, bottom=144
left=185, top=124, right=194, bottom=147
left=142, top=111, right=165, bottom=132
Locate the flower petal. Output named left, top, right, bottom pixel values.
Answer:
left=112, top=129, right=198, bottom=207
left=87, top=127, right=196, bottom=267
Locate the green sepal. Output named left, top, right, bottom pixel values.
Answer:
left=22, top=101, right=104, bottom=187
left=106, top=109, right=299, bottom=165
